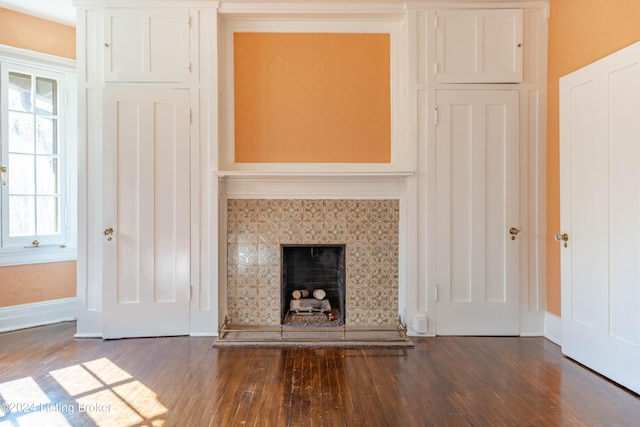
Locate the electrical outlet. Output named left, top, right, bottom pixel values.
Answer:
left=414, top=315, right=428, bottom=334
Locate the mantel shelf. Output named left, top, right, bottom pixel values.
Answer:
left=214, top=171, right=415, bottom=179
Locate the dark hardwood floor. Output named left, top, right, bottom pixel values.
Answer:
left=0, top=322, right=638, bottom=426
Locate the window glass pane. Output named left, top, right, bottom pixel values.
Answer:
left=9, top=154, right=35, bottom=194
left=8, top=72, right=32, bottom=112
left=10, top=196, right=35, bottom=236
left=36, top=157, right=59, bottom=194
left=36, top=117, right=58, bottom=154
left=36, top=77, right=57, bottom=115
left=8, top=111, right=35, bottom=153
left=37, top=196, right=60, bottom=235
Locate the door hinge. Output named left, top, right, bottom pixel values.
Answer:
left=434, top=284, right=439, bottom=302
left=188, top=62, right=192, bottom=72
left=188, top=15, right=192, bottom=27
left=189, top=108, right=193, bottom=124
left=434, top=106, right=439, bottom=125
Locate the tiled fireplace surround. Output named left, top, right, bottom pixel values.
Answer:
left=225, top=199, right=399, bottom=326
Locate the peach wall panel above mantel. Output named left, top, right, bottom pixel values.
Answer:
left=234, top=32, right=390, bottom=163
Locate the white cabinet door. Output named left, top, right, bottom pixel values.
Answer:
left=102, top=87, right=191, bottom=338
left=104, top=10, right=190, bottom=82
left=435, top=90, right=520, bottom=335
left=436, top=9, right=523, bottom=83
left=560, top=41, right=640, bottom=395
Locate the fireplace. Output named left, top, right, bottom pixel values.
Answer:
left=282, top=245, right=346, bottom=325
left=225, top=199, right=399, bottom=327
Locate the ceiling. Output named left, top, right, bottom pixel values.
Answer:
left=0, top=0, right=76, bottom=26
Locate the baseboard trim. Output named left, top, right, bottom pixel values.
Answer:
left=0, top=298, right=77, bottom=333
left=544, top=311, right=562, bottom=346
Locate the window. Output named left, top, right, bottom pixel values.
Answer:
left=0, top=48, right=76, bottom=265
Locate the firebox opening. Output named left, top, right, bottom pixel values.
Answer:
left=282, top=245, right=346, bottom=326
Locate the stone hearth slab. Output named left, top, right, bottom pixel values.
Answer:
left=213, top=325, right=414, bottom=348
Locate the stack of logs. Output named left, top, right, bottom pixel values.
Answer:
left=292, top=289, right=326, bottom=300
left=290, top=289, right=331, bottom=314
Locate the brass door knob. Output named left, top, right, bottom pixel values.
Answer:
left=509, top=227, right=521, bottom=240
left=555, top=233, right=569, bottom=242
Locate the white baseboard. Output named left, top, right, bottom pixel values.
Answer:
left=544, top=311, right=562, bottom=346
left=0, top=298, right=77, bottom=333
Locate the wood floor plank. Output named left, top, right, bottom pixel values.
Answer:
left=1, top=322, right=639, bottom=426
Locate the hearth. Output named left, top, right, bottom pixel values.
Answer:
left=282, top=245, right=346, bottom=326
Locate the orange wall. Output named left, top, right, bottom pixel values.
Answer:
left=0, top=8, right=75, bottom=59
left=234, top=33, right=390, bottom=163
left=0, top=262, right=76, bottom=306
left=546, top=0, right=640, bottom=315
left=0, top=8, right=76, bottom=308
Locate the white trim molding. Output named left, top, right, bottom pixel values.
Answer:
left=544, top=311, right=562, bottom=346
left=0, top=298, right=77, bottom=333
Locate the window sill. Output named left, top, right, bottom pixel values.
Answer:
left=0, top=246, right=77, bottom=267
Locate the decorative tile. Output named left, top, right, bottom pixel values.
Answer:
left=369, top=222, right=392, bottom=243
left=346, top=265, right=368, bottom=286
left=258, top=244, right=280, bottom=266
left=370, top=266, right=392, bottom=287
left=257, top=265, right=280, bottom=288
left=301, top=220, right=324, bottom=242
left=226, top=199, right=237, bottom=218
left=227, top=221, right=237, bottom=244
left=237, top=221, right=259, bottom=244
left=258, top=286, right=280, bottom=312
left=324, top=221, right=346, bottom=242
left=262, top=309, right=280, bottom=326
left=279, top=221, right=302, bottom=243
left=325, top=200, right=347, bottom=221
left=258, top=199, right=282, bottom=222
left=347, top=244, right=369, bottom=266
left=236, top=308, right=257, bottom=325
left=369, top=200, right=393, bottom=222
left=302, top=199, right=324, bottom=221
left=258, top=221, right=279, bottom=243
left=281, top=200, right=302, bottom=221
left=237, top=265, right=258, bottom=287
left=237, top=244, right=257, bottom=265
left=227, top=244, right=237, bottom=266
left=347, top=221, right=369, bottom=244
left=369, top=244, right=390, bottom=266
left=347, top=200, right=370, bottom=222
left=366, top=287, right=394, bottom=309
left=347, top=309, right=368, bottom=325
left=236, top=286, right=259, bottom=308
left=236, top=199, right=258, bottom=222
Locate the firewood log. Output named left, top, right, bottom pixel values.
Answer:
left=292, top=289, right=310, bottom=300
left=313, top=289, right=326, bottom=300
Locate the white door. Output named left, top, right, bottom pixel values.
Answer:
left=435, top=90, right=520, bottom=335
left=102, top=88, right=191, bottom=338
left=560, top=41, right=640, bottom=394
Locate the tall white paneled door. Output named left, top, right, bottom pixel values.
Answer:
left=102, top=88, right=191, bottom=339
left=560, top=41, right=640, bottom=394
left=435, top=90, right=520, bottom=335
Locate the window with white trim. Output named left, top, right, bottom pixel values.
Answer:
left=0, top=50, right=76, bottom=265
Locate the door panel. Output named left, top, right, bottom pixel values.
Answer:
left=436, top=9, right=523, bottom=83
left=435, top=90, right=520, bottom=335
left=103, top=88, right=190, bottom=338
left=560, top=41, right=640, bottom=395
